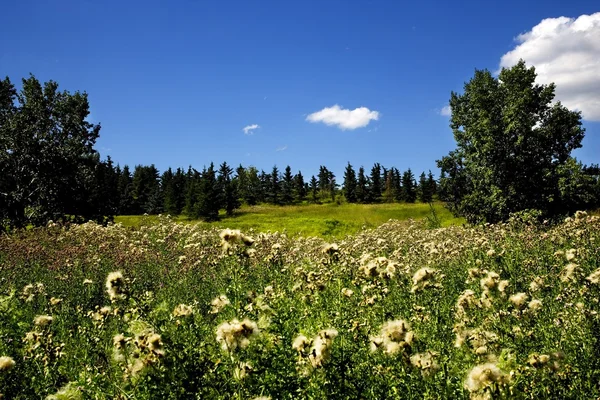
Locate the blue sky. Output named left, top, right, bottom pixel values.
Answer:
left=1, top=0, right=599, bottom=179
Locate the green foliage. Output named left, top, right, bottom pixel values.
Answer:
left=1, top=212, right=600, bottom=398
left=0, top=75, right=104, bottom=229
left=437, top=60, right=594, bottom=223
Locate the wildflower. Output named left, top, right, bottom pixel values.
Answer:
left=34, top=315, right=53, bottom=327
left=292, top=334, right=311, bottom=354
left=105, top=271, right=126, bottom=301
left=560, top=263, right=579, bottom=282
left=113, top=334, right=127, bottom=349
left=370, top=319, right=414, bottom=355
left=411, top=268, right=442, bottom=293
left=486, top=249, right=496, bottom=257
left=83, top=279, right=93, bottom=285
left=233, top=361, right=253, bottom=380
left=216, top=318, right=259, bottom=352
left=147, top=333, right=164, bottom=356
left=308, top=329, right=338, bottom=368
left=410, top=351, right=439, bottom=377
left=464, top=362, right=510, bottom=393
left=565, top=248, right=577, bottom=261
left=173, top=304, right=193, bottom=317
left=586, top=268, right=600, bottom=284
left=49, top=297, right=63, bottom=306
left=0, top=356, right=15, bottom=372
left=210, top=295, right=230, bottom=314
left=509, top=293, right=528, bottom=309
left=529, top=276, right=544, bottom=292
left=528, top=299, right=542, bottom=312
left=341, top=288, right=354, bottom=297
left=322, top=243, right=339, bottom=255
left=46, top=382, right=83, bottom=400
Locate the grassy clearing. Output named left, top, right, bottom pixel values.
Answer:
left=1, top=213, right=600, bottom=399
left=115, top=202, right=463, bottom=238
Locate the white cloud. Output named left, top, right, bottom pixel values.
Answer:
left=439, top=105, right=451, bottom=117
left=243, top=124, right=260, bottom=134
left=499, top=12, right=600, bottom=121
left=306, top=104, right=380, bottom=130
left=275, top=145, right=287, bottom=152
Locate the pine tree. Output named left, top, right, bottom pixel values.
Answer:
left=309, top=175, right=319, bottom=203
left=343, top=163, right=357, bottom=203
left=196, top=163, right=220, bottom=221
left=356, top=166, right=368, bottom=203
left=217, top=162, right=240, bottom=216
left=402, top=168, right=417, bottom=203
left=383, top=169, right=395, bottom=203
left=294, top=171, right=307, bottom=202
left=427, top=170, right=437, bottom=200
left=418, top=172, right=430, bottom=203
left=281, top=165, right=294, bottom=205
left=269, top=166, right=281, bottom=205
left=369, top=163, right=382, bottom=203
left=117, top=165, right=134, bottom=215
left=162, top=168, right=178, bottom=215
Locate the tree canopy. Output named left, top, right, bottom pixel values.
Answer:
left=0, top=75, right=103, bottom=230
left=437, top=60, right=594, bottom=223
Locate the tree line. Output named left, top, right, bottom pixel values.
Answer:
left=3, top=65, right=600, bottom=231
left=98, top=161, right=439, bottom=221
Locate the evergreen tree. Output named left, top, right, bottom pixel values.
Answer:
left=217, top=162, right=240, bottom=216
left=281, top=165, right=294, bottom=205
left=245, top=166, right=262, bottom=205
left=343, top=163, right=357, bottom=203
left=196, top=163, right=220, bottom=221
left=259, top=170, right=271, bottom=204
left=269, top=166, right=281, bottom=205
left=117, top=165, right=134, bottom=215
left=368, top=163, right=382, bottom=203
left=356, top=166, right=368, bottom=203
left=309, top=175, right=319, bottom=203
left=418, top=172, right=431, bottom=203
left=162, top=168, right=178, bottom=215
left=183, top=167, right=200, bottom=217
left=392, top=167, right=403, bottom=201
left=294, top=171, right=307, bottom=202
left=427, top=170, right=437, bottom=200
left=172, top=167, right=187, bottom=214
left=383, top=169, right=395, bottom=203
left=402, top=169, right=417, bottom=203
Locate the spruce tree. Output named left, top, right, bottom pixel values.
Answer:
left=343, top=163, right=357, bottom=203
left=281, top=165, right=294, bottom=205
left=356, top=166, right=368, bottom=203
left=196, top=163, right=220, bottom=221
left=294, top=171, right=307, bottom=202
left=369, top=163, right=382, bottom=203
left=402, top=168, right=417, bottom=203
left=309, top=175, right=319, bottom=203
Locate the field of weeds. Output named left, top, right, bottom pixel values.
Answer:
left=1, top=213, right=600, bottom=399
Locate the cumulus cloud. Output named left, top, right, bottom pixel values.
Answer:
left=306, top=105, right=380, bottom=130
left=243, top=124, right=260, bottom=134
left=275, top=145, right=287, bottom=152
left=439, top=105, right=451, bottom=117
left=499, top=12, right=600, bottom=121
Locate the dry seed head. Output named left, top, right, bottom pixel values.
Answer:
left=586, top=268, right=600, bottom=284
left=173, top=304, right=193, bottom=317
left=0, top=356, right=16, bottom=372
left=210, top=295, right=231, bottom=314
left=33, top=315, right=53, bottom=327
left=464, top=362, right=510, bottom=393
left=105, top=271, right=126, bottom=301
left=509, top=293, right=528, bottom=308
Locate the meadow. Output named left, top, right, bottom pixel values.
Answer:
left=1, top=211, right=600, bottom=399
left=115, top=202, right=463, bottom=238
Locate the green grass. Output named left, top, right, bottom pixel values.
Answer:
left=115, top=202, right=464, bottom=237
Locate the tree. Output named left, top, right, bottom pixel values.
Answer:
left=309, top=175, right=319, bottom=203
left=196, top=163, right=220, bottom=221
left=217, top=162, right=240, bottom=216
left=293, top=171, right=307, bottom=202
left=402, top=169, right=416, bottom=203
left=356, top=167, right=369, bottom=203
left=368, top=163, right=382, bottom=203
left=281, top=165, right=294, bottom=205
left=343, top=163, right=357, bottom=203
left=0, top=75, right=103, bottom=229
left=383, top=169, right=395, bottom=203
left=437, top=60, right=588, bottom=223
